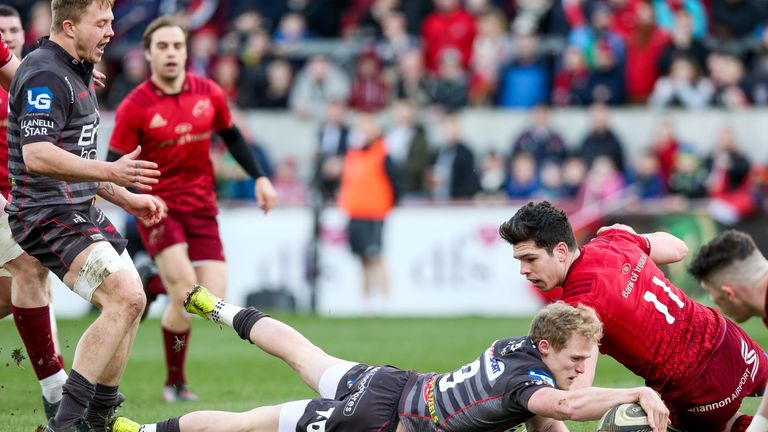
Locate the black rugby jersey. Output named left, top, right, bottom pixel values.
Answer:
left=6, top=38, right=99, bottom=211
left=398, top=337, right=556, bottom=432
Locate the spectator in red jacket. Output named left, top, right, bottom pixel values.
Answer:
left=421, top=0, right=477, bottom=73
left=623, top=1, right=670, bottom=102
left=348, top=49, right=390, bottom=112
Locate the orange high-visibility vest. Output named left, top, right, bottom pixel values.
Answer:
left=338, top=138, right=394, bottom=219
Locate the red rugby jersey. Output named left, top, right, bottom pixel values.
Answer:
left=0, top=86, right=9, bottom=198
left=110, top=74, right=232, bottom=214
left=561, top=228, right=724, bottom=390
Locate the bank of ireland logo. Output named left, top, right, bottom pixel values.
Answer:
left=26, top=87, right=52, bottom=112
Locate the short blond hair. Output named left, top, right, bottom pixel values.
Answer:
left=529, top=302, right=603, bottom=351
left=51, top=0, right=114, bottom=33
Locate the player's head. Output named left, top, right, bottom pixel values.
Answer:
left=529, top=302, right=602, bottom=390
left=143, top=15, right=188, bottom=82
left=0, top=5, right=23, bottom=58
left=499, top=201, right=577, bottom=291
left=689, top=230, right=768, bottom=322
left=51, top=0, right=114, bottom=64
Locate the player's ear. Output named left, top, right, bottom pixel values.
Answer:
left=62, top=20, right=76, bottom=38
left=554, top=242, right=568, bottom=262
left=537, top=339, right=551, bottom=356
left=720, top=284, right=738, bottom=300
left=144, top=49, right=152, bottom=62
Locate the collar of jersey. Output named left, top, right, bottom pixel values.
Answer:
left=37, top=37, right=95, bottom=82
left=147, top=74, right=191, bottom=96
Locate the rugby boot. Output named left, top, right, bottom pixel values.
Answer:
left=108, top=417, right=140, bottom=432
left=184, top=285, right=219, bottom=320
left=44, top=418, right=96, bottom=432
left=163, top=381, right=199, bottom=402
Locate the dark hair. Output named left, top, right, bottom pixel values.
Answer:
left=498, top=201, right=576, bottom=253
left=689, top=230, right=757, bottom=281
left=143, top=15, right=187, bottom=50
left=52, top=0, right=114, bottom=33
left=0, top=5, right=21, bottom=18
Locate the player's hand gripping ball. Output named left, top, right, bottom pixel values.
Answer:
left=596, top=403, right=653, bottom=432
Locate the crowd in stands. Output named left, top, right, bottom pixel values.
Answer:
left=9, top=0, right=768, bottom=222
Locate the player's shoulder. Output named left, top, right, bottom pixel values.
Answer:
left=186, top=73, right=223, bottom=95
left=119, top=80, right=156, bottom=110
left=494, top=337, right=539, bottom=359
left=16, top=50, right=62, bottom=81
left=493, top=338, right=556, bottom=387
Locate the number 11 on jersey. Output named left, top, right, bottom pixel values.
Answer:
left=643, top=276, right=685, bottom=324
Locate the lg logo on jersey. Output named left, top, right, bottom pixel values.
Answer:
left=26, top=86, right=53, bottom=112
left=77, top=121, right=99, bottom=159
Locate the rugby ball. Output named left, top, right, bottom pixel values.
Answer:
left=596, top=403, right=653, bottom=432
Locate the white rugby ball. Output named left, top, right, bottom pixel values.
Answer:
left=596, top=403, right=653, bottom=432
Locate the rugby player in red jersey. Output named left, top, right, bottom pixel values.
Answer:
left=499, top=201, right=768, bottom=432
left=690, top=230, right=768, bottom=432
left=109, top=15, right=277, bottom=402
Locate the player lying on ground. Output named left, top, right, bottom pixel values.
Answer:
left=110, top=286, right=668, bottom=432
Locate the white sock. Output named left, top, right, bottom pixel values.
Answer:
left=140, top=425, right=157, bottom=432
left=210, top=299, right=243, bottom=327
left=40, top=369, right=68, bottom=403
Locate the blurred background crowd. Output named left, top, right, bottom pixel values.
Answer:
left=6, top=0, right=768, bottom=224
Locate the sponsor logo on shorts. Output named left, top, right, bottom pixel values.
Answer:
left=688, top=341, right=758, bottom=414
left=342, top=366, right=379, bottom=417
left=484, top=346, right=505, bottom=381
left=26, top=86, right=52, bottom=112
left=527, top=369, right=555, bottom=387
left=308, top=407, right=334, bottom=432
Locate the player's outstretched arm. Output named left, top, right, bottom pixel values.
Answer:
left=527, top=386, right=669, bottom=431
left=97, top=183, right=166, bottom=226
left=217, top=126, right=278, bottom=213
left=23, top=143, right=160, bottom=189
left=642, top=231, right=688, bottom=264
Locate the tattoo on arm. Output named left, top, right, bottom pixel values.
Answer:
left=99, top=182, right=116, bottom=197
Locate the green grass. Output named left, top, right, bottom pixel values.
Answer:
left=1, top=314, right=766, bottom=432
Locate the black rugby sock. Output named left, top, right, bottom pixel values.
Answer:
left=156, top=416, right=181, bottom=432
left=232, top=308, right=270, bottom=343
left=85, top=383, right=119, bottom=429
left=54, top=369, right=95, bottom=427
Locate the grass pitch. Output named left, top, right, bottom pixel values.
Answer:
left=1, top=313, right=765, bottom=432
